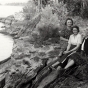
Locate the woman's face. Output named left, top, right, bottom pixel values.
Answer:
left=72, top=28, right=78, bottom=35
left=66, top=20, right=73, bottom=27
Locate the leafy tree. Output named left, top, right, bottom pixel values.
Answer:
left=64, top=0, right=88, bottom=18
left=33, top=0, right=50, bottom=7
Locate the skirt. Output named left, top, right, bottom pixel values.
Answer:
left=60, top=44, right=85, bottom=67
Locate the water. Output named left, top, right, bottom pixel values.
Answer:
left=0, top=33, right=14, bottom=61
left=0, top=5, right=23, bottom=61
left=0, top=5, right=23, bottom=17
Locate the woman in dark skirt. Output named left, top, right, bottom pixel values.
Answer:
left=57, top=25, right=85, bottom=70
left=59, top=18, right=73, bottom=56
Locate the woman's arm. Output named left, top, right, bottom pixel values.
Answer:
left=65, top=34, right=82, bottom=54
left=69, top=34, right=82, bottom=53
left=63, top=37, right=71, bottom=54
left=66, top=43, right=71, bottom=51
left=68, top=44, right=80, bottom=53
left=63, top=43, right=71, bottom=54
left=60, top=36, right=68, bottom=42
left=64, top=44, right=80, bottom=54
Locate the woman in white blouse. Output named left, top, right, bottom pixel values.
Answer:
left=63, top=26, right=82, bottom=69
left=64, top=27, right=82, bottom=53
left=57, top=26, right=85, bottom=70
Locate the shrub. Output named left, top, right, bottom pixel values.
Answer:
left=64, top=0, right=88, bottom=18
left=23, top=0, right=38, bottom=20
left=51, top=2, right=68, bottom=20
left=6, top=1, right=68, bottom=45
left=34, top=5, right=62, bottom=44
left=33, top=0, right=50, bottom=7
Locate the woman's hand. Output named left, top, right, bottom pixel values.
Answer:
left=63, top=51, right=70, bottom=54
left=60, top=37, right=68, bottom=42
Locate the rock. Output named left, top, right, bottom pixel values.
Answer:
left=1, top=4, right=88, bottom=88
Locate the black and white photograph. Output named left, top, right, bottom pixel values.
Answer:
left=0, top=0, right=88, bottom=88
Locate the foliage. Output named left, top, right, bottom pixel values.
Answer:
left=64, top=0, right=88, bottom=18
left=5, top=1, right=68, bottom=45
left=34, top=3, right=68, bottom=43
left=34, top=5, right=60, bottom=44
left=1, top=1, right=88, bottom=88
left=51, top=1, right=68, bottom=20
left=23, top=0, right=38, bottom=20
left=33, top=0, right=50, bottom=7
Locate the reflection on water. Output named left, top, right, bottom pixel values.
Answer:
left=0, top=5, right=23, bottom=61
left=0, top=5, right=23, bottom=17
left=0, top=33, right=14, bottom=61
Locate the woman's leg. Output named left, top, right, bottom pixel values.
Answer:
left=58, top=50, right=63, bottom=56
left=52, top=61, right=60, bottom=67
left=64, top=59, right=74, bottom=69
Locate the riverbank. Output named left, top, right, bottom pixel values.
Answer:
left=0, top=33, right=13, bottom=61
left=0, top=1, right=88, bottom=88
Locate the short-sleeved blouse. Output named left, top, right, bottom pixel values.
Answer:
left=68, top=33, right=82, bottom=45
left=61, top=34, right=84, bottom=66
left=60, top=26, right=72, bottom=39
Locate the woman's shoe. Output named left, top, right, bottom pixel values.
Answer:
left=49, top=66, right=56, bottom=71
left=57, top=68, right=65, bottom=76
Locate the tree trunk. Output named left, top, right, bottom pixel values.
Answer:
left=38, top=0, right=42, bottom=12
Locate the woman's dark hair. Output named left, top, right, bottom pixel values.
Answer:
left=65, top=18, right=73, bottom=25
left=72, top=25, right=80, bottom=32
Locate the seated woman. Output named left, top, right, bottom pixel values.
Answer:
left=56, top=26, right=85, bottom=70
left=59, top=18, right=73, bottom=56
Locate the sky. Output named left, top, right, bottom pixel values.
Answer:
left=0, top=0, right=29, bottom=4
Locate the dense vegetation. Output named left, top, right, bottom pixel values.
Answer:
left=0, top=0, right=88, bottom=88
